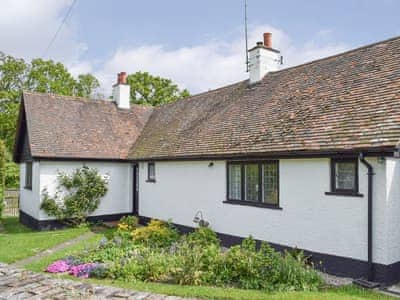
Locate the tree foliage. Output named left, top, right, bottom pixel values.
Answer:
left=40, top=166, right=109, bottom=226
left=0, top=52, right=102, bottom=189
left=127, top=71, right=190, bottom=106
left=0, top=140, right=5, bottom=218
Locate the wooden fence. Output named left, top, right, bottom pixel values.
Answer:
left=3, top=189, right=19, bottom=217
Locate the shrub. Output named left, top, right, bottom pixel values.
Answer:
left=118, top=215, right=139, bottom=231
left=131, top=219, right=179, bottom=248
left=186, top=226, right=220, bottom=247
left=63, top=223, right=323, bottom=292
left=40, top=166, right=108, bottom=226
left=115, top=215, right=139, bottom=240
left=171, top=239, right=221, bottom=285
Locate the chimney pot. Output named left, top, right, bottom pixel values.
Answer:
left=120, top=72, right=127, bottom=84
left=117, top=72, right=127, bottom=84
left=263, top=32, right=272, bottom=48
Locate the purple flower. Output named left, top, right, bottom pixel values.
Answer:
left=69, top=263, right=96, bottom=278
left=46, top=260, right=71, bottom=273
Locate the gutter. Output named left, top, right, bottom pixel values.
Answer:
left=355, top=153, right=378, bottom=287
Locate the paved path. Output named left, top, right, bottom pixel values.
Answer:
left=10, top=231, right=95, bottom=268
left=0, top=263, right=191, bottom=299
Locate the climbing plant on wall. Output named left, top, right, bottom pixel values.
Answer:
left=40, top=166, right=109, bottom=226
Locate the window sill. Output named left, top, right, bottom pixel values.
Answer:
left=325, top=192, right=364, bottom=197
left=223, top=200, right=282, bottom=210
left=145, top=179, right=156, bottom=183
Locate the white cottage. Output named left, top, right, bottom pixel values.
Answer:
left=13, top=34, right=400, bottom=285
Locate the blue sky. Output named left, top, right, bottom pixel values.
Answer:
left=1, top=0, right=400, bottom=95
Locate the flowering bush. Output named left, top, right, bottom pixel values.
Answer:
left=46, top=224, right=323, bottom=292
left=46, top=260, right=71, bottom=273
left=70, top=263, right=97, bottom=278
left=131, top=219, right=179, bottom=248
left=46, top=259, right=105, bottom=279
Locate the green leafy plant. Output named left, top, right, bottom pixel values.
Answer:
left=0, top=140, right=5, bottom=218
left=186, top=226, right=220, bottom=247
left=115, top=215, right=140, bottom=240
left=131, top=219, right=179, bottom=248
left=40, top=166, right=108, bottom=226
left=68, top=223, right=322, bottom=292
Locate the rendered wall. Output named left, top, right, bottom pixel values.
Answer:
left=139, top=158, right=391, bottom=264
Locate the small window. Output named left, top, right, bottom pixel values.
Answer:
left=147, top=162, right=156, bottom=182
left=228, top=164, right=241, bottom=200
left=25, top=161, right=32, bottom=189
left=226, top=161, right=279, bottom=208
left=331, top=158, right=358, bottom=194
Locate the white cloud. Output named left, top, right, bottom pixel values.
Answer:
left=96, top=25, right=349, bottom=95
left=0, top=3, right=349, bottom=96
left=0, top=0, right=87, bottom=68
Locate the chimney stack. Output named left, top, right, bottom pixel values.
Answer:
left=113, top=72, right=130, bottom=109
left=248, top=32, right=281, bottom=84
left=263, top=32, right=272, bottom=48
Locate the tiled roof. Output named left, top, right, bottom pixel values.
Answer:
left=15, top=36, right=400, bottom=161
left=129, top=36, right=400, bottom=159
left=17, top=92, right=153, bottom=161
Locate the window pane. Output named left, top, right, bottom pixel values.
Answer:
left=335, top=161, right=355, bottom=190
left=148, top=163, right=155, bottom=180
left=245, top=164, right=259, bottom=202
left=25, top=162, right=32, bottom=188
left=228, top=164, right=241, bottom=200
left=262, top=162, right=278, bottom=204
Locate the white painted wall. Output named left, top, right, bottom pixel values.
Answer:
left=19, top=161, right=40, bottom=219
left=139, top=158, right=393, bottom=265
left=20, top=161, right=133, bottom=220
left=385, top=158, right=400, bottom=264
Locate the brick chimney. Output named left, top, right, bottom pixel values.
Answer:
left=112, top=72, right=130, bottom=109
left=248, top=32, right=281, bottom=84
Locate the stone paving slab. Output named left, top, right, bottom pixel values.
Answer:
left=0, top=263, right=193, bottom=300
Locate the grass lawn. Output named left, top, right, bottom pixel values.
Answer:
left=0, top=216, right=89, bottom=263
left=24, top=228, right=394, bottom=300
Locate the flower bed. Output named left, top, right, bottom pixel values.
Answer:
left=45, top=216, right=323, bottom=292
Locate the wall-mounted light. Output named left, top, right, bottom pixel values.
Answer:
left=193, top=210, right=209, bottom=227
left=208, top=162, right=214, bottom=167
left=377, top=157, right=385, bottom=164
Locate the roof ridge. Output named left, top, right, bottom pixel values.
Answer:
left=267, top=35, right=400, bottom=76
left=154, top=79, right=248, bottom=110
left=22, top=90, right=112, bottom=104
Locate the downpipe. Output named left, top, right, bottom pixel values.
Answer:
left=359, top=153, right=375, bottom=282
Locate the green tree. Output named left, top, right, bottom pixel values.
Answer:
left=25, top=59, right=77, bottom=95
left=0, top=140, right=5, bottom=218
left=76, top=74, right=100, bottom=98
left=0, top=52, right=102, bottom=190
left=127, top=71, right=190, bottom=106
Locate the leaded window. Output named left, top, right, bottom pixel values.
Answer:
left=227, top=161, right=279, bottom=207
left=331, top=158, right=358, bottom=194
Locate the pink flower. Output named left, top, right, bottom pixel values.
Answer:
left=69, top=263, right=96, bottom=278
left=46, top=260, right=71, bottom=273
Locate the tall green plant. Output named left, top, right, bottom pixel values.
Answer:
left=0, top=140, right=5, bottom=218
left=40, top=166, right=109, bottom=226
